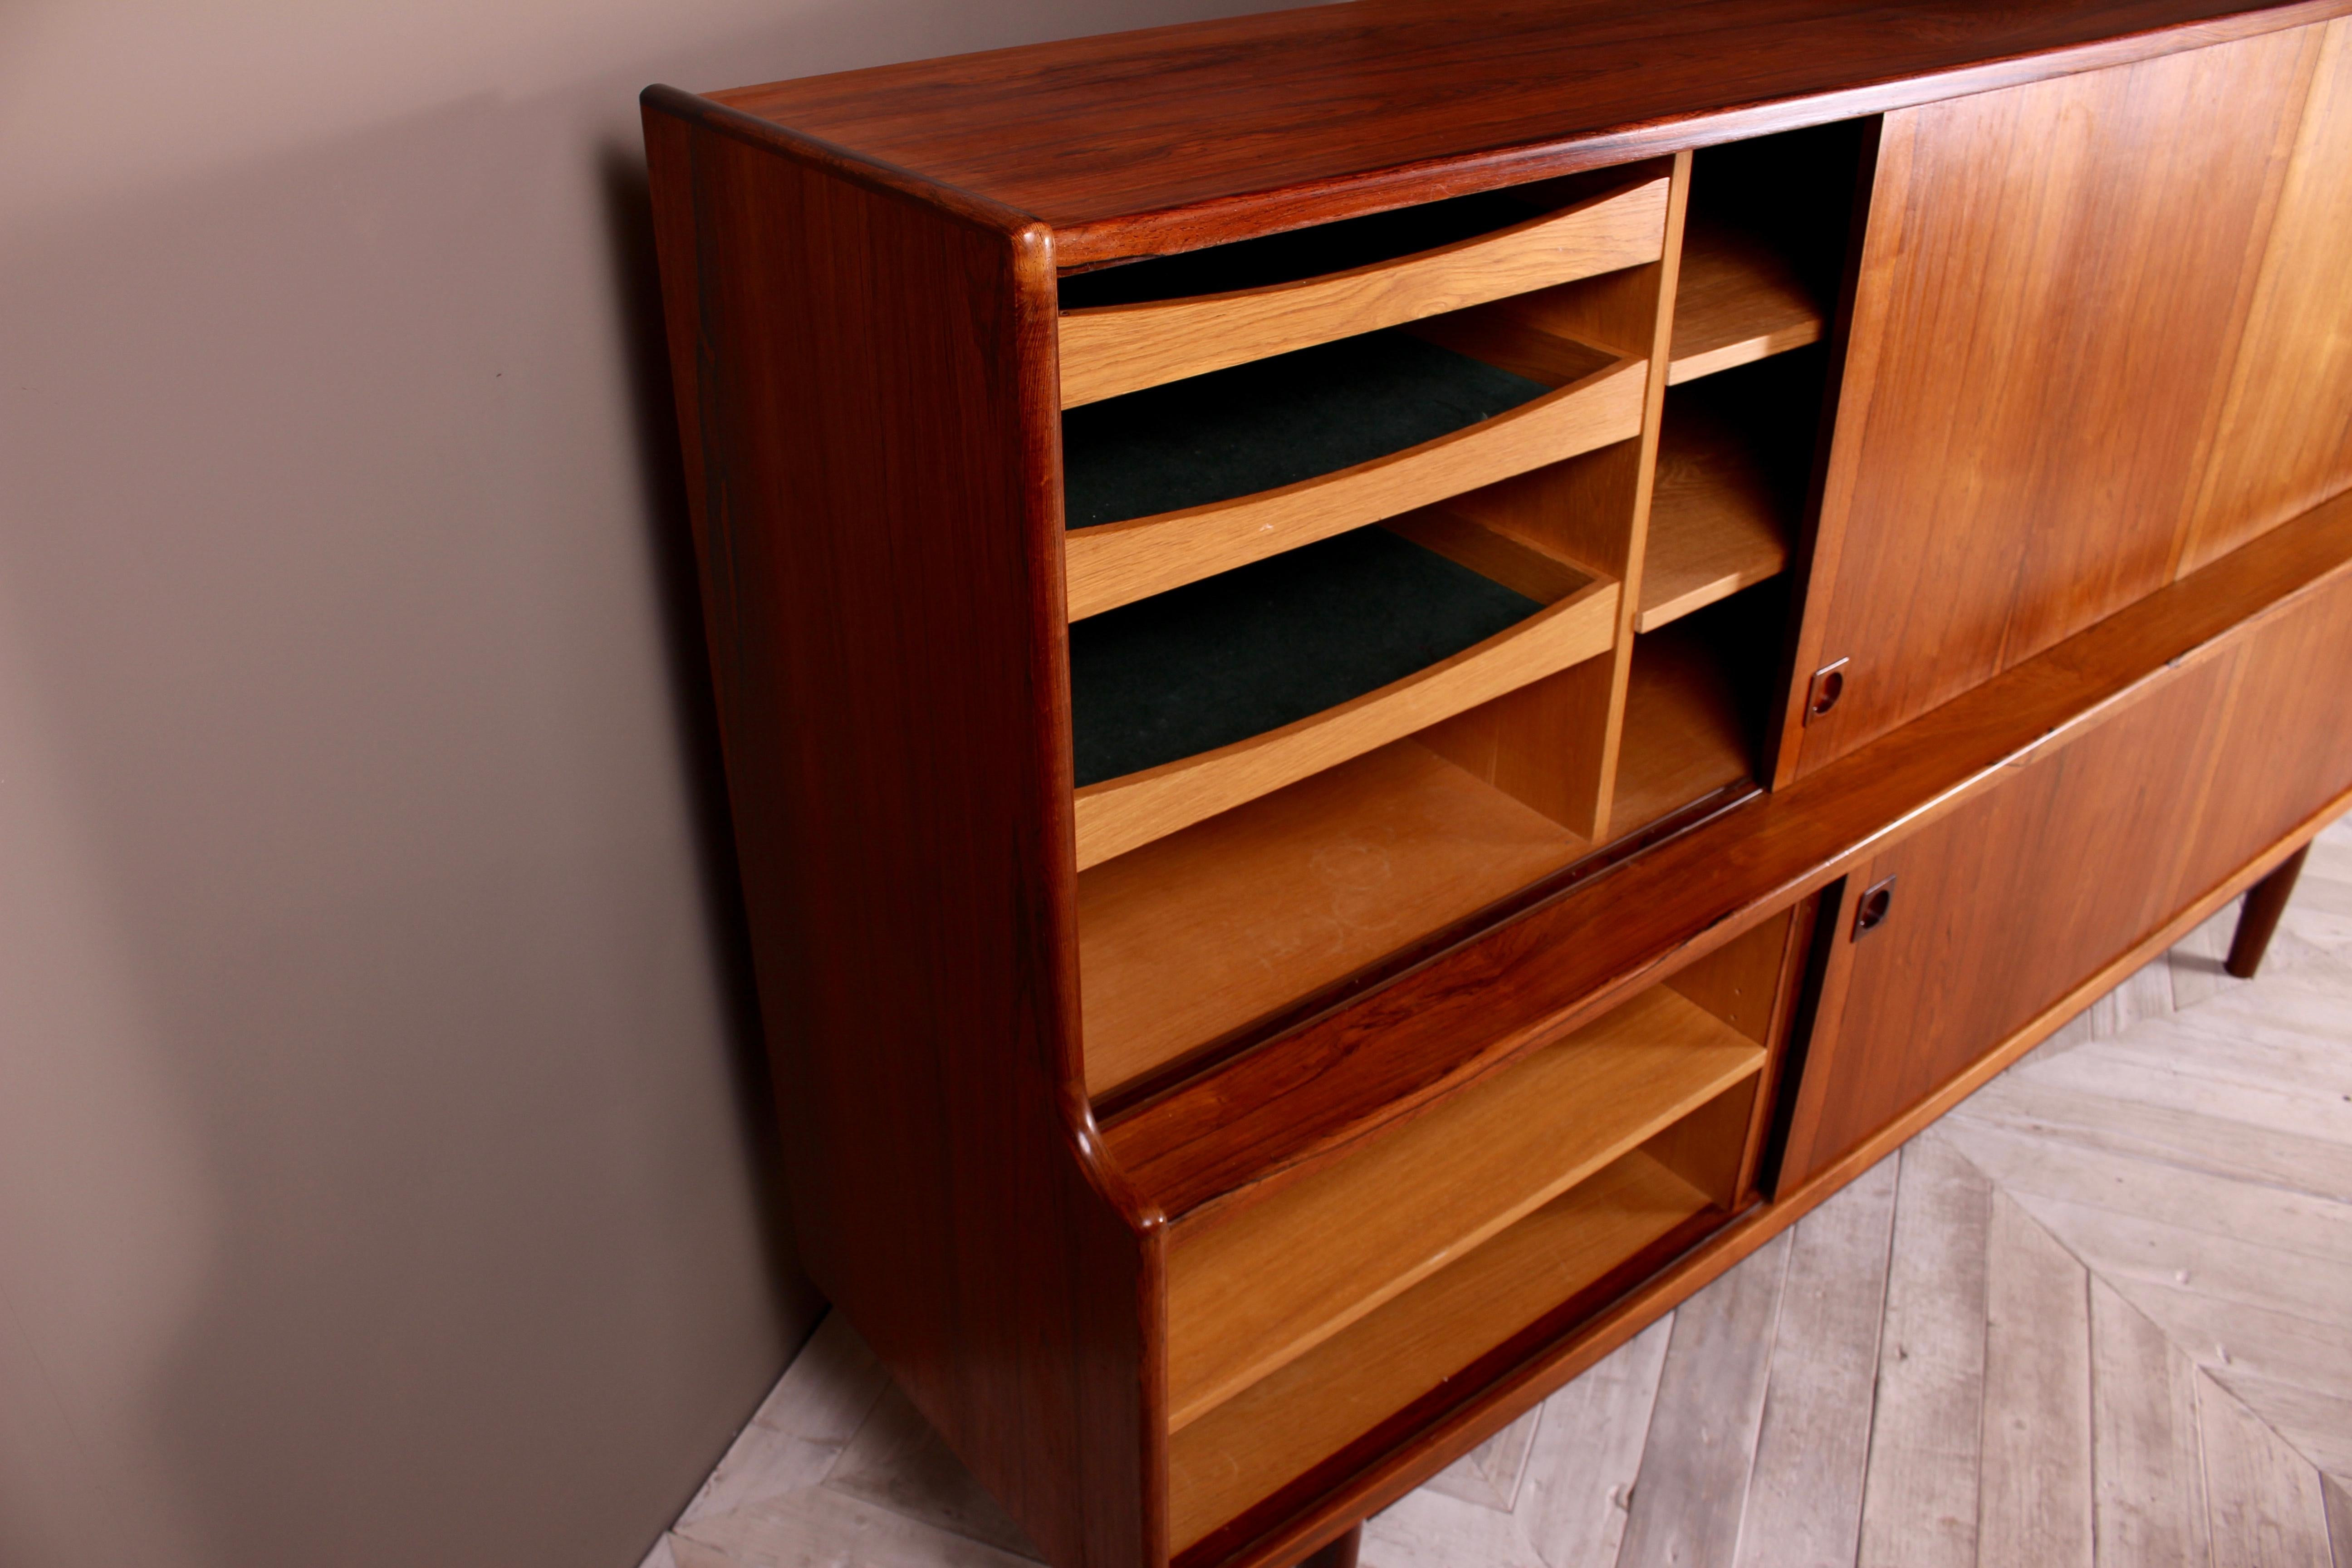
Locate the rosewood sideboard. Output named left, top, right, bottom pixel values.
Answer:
left=640, top=5, right=2352, bottom=1564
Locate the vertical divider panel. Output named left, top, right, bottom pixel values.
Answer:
left=1414, top=150, right=1694, bottom=841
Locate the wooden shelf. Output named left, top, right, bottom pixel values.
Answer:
left=1165, top=986, right=1763, bottom=1428
left=1057, top=173, right=1668, bottom=406
left=1078, top=742, right=1588, bottom=1100
left=1169, top=1144, right=1718, bottom=1551
left=1637, top=395, right=1793, bottom=632
left=1666, top=216, right=1825, bottom=385
left=1071, top=529, right=1618, bottom=869
left=1064, top=345, right=1642, bottom=619
left=1611, top=615, right=1756, bottom=834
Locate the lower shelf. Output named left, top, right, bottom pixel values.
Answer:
left=1078, top=742, right=1588, bottom=1100
left=1168, top=1142, right=1722, bottom=1552
left=1166, top=986, right=1764, bottom=1428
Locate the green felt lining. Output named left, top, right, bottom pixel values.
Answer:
left=1061, top=331, right=1549, bottom=529
left=1069, top=526, right=1543, bottom=789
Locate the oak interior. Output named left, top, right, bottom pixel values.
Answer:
left=1640, top=350, right=1827, bottom=631
left=1164, top=985, right=1765, bottom=1428
left=1077, top=741, right=1588, bottom=1100
left=1614, top=587, right=1782, bottom=833
left=1166, top=1083, right=1754, bottom=1551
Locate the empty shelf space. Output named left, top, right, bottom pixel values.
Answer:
left=1612, top=607, right=1762, bottom=835
left=1071, top=524, right=1617, bottom=869
left=1638, top=389, right=1801, bottom=632
left=1078, top=742, right=1588, bottom=1100
left=1165, top=985, right=1764, bottom=1429
left=1169, top=1142, right=1720, bottom=1552
left=1666, top=216, right=1825, bottom=385
left=1056, top=171, right=1668, bottom=406
left=1064, top=333, right=1642, bottom=618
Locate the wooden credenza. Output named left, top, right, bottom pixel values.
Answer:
left=640, top=6, right=2352, bottom=1565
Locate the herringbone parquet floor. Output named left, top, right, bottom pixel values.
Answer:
left=644, top=816, right=2352, bottom=1568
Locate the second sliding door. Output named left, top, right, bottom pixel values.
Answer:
left=1784, top=22, right=2331, bottom=775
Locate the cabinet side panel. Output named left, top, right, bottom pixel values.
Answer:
left=2184, top=18, right=2352, bottom=570
left=643, top=104, right=1156, bottom=1568
left=1795, top=28, right=2318, bottom=772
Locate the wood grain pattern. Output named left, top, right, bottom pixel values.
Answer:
left=640, top=93, right=1156, bottom=1568
left=1611, top=616, right=1755, bottom=832
left=697, top=0, right=2352, bottom=266
left=1058, top=176, right=1666, bottom=407
left=1416, top=152, right=1693, bottom=842
left=1637, top=400, right=1792, bottom=632
left=1664, top=217, right=1824, bottom=385
left=1166, top=986, right=1761, bottom=1430
left=1777, top=651, right=2238, bottom=1186
left=2184, top=18, right=2352, bottom=570
left=1788, top=27, right=2322, bottom=774
left=1978, top=1195, right=2094, bottom=1568
left=1614, top=1229, right=1792, bottom=1568
left=1855, top=1136, right=1992, bottom=1568
left=1103, top=486, right=2352, bottom=1228
left=1074, top=577, right=1618, bottom=869
left=1064, top=357, right=1643, bottom=620
left=2174, top=537, right=2352, bottom=902
left=1078, top=743, right=1586, bottom=1101
left=1168, top=1147, right=1715, bottom=1553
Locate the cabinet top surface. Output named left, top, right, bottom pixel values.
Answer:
left=696, top=0, right=2339, bottom=264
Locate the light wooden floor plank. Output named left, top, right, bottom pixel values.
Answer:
left=1510, top=1313, right=1674, bottom=1568
left=2102, top=1280, right=2352, bottom=1405
left=1979, top=1192, right=2094, bottom=1568
left=2324, top=1472, right=2352, bottom=1568
left=1734, top=1156, right=1899, bottom=1568
left=2209, top=1373, right=2352, bottom=1478
left=1948, top=1076, right=2352, bottom=1204
left=2168, top=905, right=2246, bottom=1013
left=2197, top=1372, right=2334, bottom=1568
left=1937, top=1120, right=2352, bottom=1265
left=2088, top=1277, right=2210, bottom=1568
left=1424, top=1406, right=1543, bottom=1512
left=2007, top=1031, right=2352, bottom=1148
left=2012, top=1187, right=2352, bottom=1326
left=1616, top=1230, right=1793, bottom=1568
left=1857, top=1137, right=1993, bottom=1568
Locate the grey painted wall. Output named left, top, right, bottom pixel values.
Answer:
left=0, top=3, right=1271, bottom=1564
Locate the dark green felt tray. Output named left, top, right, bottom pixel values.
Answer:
left=1070, top=526, right=1544, bottom=789
left=1060, top=331, right=1551, bottom=529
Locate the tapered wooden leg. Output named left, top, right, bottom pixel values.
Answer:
left=1289, top=1523, right=1361, bottom=1568
left=2227, top=844, right=2309, bottom=978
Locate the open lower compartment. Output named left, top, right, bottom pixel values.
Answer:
left=1614, top=579, right=1788, bottom=833
left=1069, top=513, right=1617, bottom=869
left=1161, top=906, right=1810, bottom=1553
left=1055, top=164, right=1670, bottom=407
left=1062, top=319, right=1643, bottom=618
